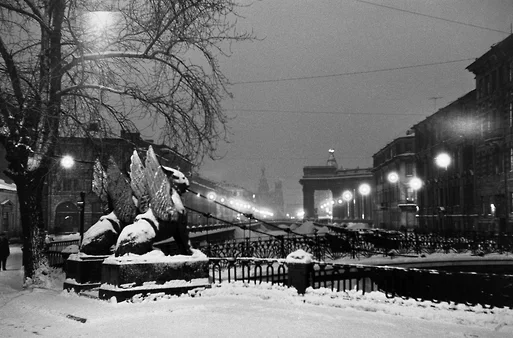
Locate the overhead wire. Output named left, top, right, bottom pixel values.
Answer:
left=230, top=58, right=476, bottom=85
left=351, top=0, right=511, bottom=35
left=225, top=108, right=427, bottom=117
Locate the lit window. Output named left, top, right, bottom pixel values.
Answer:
left=405, top=162, right=413, bottom=176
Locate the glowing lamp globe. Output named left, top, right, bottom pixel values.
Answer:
left=60, top=155, right=75, bottom=169
left=342, top=190, right=353, bottom=201
left=387, top=172, right=399, bottom=183
left=409, top=177, right=423, bottom=191
left=358, top=183, right=371, bottom=196
left=435, top=153, right=451, bottom=168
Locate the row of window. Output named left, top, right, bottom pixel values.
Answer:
left=476, top=61, right=513, bottom=99
left=373, top=140, right=414, bottom=165
left=376, top=187, right=416, bottom=204
left=55, top=178, right=90, bottom=192
left=475, top=147, right=513, bottom=177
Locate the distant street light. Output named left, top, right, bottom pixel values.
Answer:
left=342, top=190, right=353, bottom=201
left=358, top=183, right=371, bottom=196
left=434, top=153, right=451, bottom=233
left=358, top=183, right=371, bottom=219
left=435, top=152, right=451, bottom=169
left=342, top=190, right=353, bottom=219
left=409, top=177, right=423, bottom=191
left=60, top=155, right=75, bottom=169
left=387, top=172, right=399, bottom=184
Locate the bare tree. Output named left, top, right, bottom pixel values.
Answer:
left=0, top=0, right=251, bottom=281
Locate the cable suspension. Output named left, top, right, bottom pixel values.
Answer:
left=186, top=188, right=311, bottom=239
left=185, top=205, right=281, bottom=240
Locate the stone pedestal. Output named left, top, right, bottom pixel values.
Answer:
left=63, top=254, right=109, bottom=292
left=98, top=250, right=210, bottom=301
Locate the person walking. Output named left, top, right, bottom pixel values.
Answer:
left=0, top=232, right=9, bottom=271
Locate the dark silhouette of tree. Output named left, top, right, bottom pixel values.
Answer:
left=0, top=0, right=251, bottom=281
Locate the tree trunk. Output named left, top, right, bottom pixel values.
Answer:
left=14, top=171, right=49, bottom=281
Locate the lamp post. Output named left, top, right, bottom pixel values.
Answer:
left=358, top=183, right=371, bottom=220
left=78, top=192, right=85, bottom=246
left=387, top=172, right=399, bottom=229
left=206, top=192, right=216, bottom=245
left=60, top=155, right=86, bottom=243
left=408, top=177, right=423, bottom=229
left=435, top=152, right=451, bottom=233
left=342, top=190, right=353, bottom=219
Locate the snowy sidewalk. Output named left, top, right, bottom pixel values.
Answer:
left=0, top=244, right=24, bottom=291
left=0, top=275, right=512, bottom=337
left=1, top=248, right=512, bottom=337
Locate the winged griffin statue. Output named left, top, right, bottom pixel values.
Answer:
left=79, top=146, right=192, bottom=256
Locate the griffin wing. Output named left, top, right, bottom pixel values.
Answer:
left=91, top=159, right=110, bottom=214
left=129, top=150, right=150, bottom=213
left=106, top=156, right=137, bottom=225
left=144, top=146, right=180, bottom=222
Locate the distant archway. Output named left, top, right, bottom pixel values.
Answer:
left=54, top=201, right=79, bottom=234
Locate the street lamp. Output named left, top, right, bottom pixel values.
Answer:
left=407, top=177, right=423, bottom=229
left=206, top=191, right=217, bottom=244
left=387, top=172, right=399, bottom=184
left=342, top=190, right=353, bottom=218
left=435, top=152, right=451, bottom=169
left=409, top=177, right=423, bottom=191
left=59, top=155, right=85, bottom=243
left=78, top=192, right=85, bottom=246
left=358, top=183, right=371, bottom=219
left=386, top=171, right=400, bottom=229
left=60, top=155, right=75, bottom=169
left=435, top=152, right=451, bottom=233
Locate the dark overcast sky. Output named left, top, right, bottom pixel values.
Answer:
left=198, top=0, right=513, bottom=207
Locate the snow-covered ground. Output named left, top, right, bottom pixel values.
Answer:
left=1, top=245, right=513, bottom=337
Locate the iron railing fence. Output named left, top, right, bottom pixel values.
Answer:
left=312, top=262, right=513, bottom=308
left=45, top=230, right=513, bottom=267
left=208, top=258, right=513, bottom=309
left=209, top=257, right=288, bottom=285
left=194, top=230, right=513, bottom=261
left=45, top=239, right=79, bottom=267
left=200, top=236, right=325, bottom=260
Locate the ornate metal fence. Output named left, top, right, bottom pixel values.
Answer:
left=196, top=230, right=513, bottom=261
left=47, top=230, right=513, bottom=268
left=45, top=239, right=79, bottom=267
left=208, top=258, right=513, bottom=308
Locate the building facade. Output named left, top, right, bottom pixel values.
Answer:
left=412, top=90, right=477, bottom=233
left=372, top=134, right=418, bottom=230
left=466, top=34, right=513, bottom=232
left=0, top=179, right=20, bottom=238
